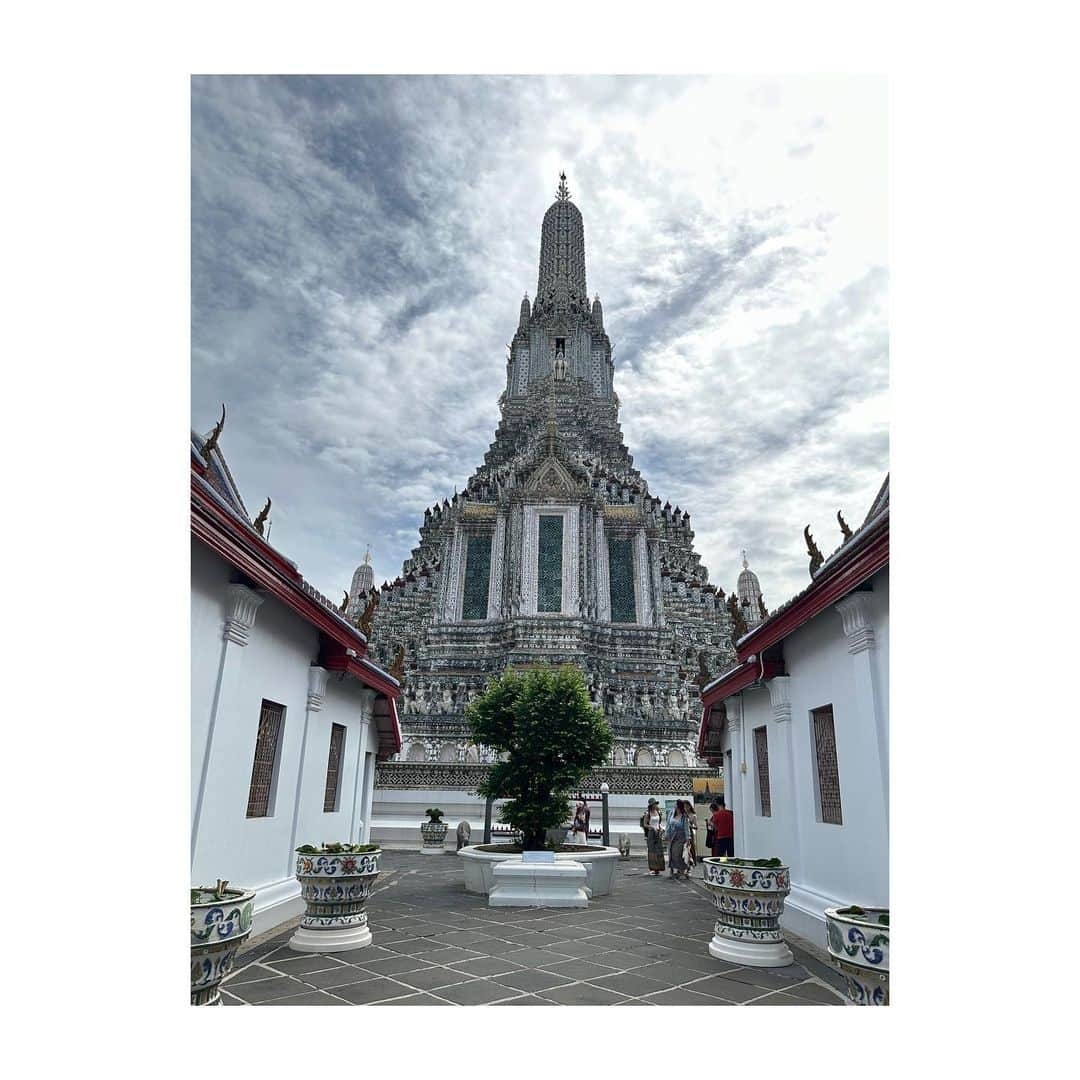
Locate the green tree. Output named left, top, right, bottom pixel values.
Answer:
left=467, top=666, right=613, bottom=850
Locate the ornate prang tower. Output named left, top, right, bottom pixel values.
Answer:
left=368, top=174, right=736, bottom=767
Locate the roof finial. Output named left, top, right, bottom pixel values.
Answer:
left=556, top=171, right=570, bottom=201
left=363, top=544, right=372, bottom=566
left=742, top=548, right=749, bottom=570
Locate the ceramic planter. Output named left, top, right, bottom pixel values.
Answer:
left=420, top=820, right=448, bottom=854
left=289, top=848, right=380, bottom=953
left=825, top=906, right=890, bottom=1005
left=190, top=882, right=256, bottom=1006
left=700, top=857, right=793, bottom=967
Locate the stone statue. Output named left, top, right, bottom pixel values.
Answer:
left=805, top=525, right=825, bottom=576
left=456, top=821, right=472, bottom=850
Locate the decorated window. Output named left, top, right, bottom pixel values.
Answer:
left=607, top=536, right=637, bottom=623
left=461, top=533, right=492, bottom=620
left=753, top=725, right=772, bottom=817
left=812, top=706, right=843, bottom=825
left=323, top=723, right=346, bottom=813
left=537, top=514, right=563, bottom=612
left=246, top=700, right=285, bottom=818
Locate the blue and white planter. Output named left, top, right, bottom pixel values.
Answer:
left=700, top=858, right=794, bottom=968
left=825, top=906, right=890, bottom=1005
left=289, top=848, right=381, bottom=953
left=190, top=882, right=256, bottom=1006
left=420, top=820, right=448, bottom=854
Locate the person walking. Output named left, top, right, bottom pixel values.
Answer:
left=705, top=798, right=719, bottom=857
left=684, top=800, right=699, bottom=873
left=710, top=795, right=735, bottom=857
left=667, top=800, right=689, bottom=879
left=571, top=794, right=590, bottom=846
left=641, top=798, right=665, bottom=875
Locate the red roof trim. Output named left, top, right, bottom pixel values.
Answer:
left=321, top=644, right=403, bottom=760
left=735, top=518, right=888, bottom=660
left=192, top=475, right=367, bottom=654
left=700, top=659, right=785, bottom=709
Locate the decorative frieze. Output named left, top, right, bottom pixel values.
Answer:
left=223, top=583, right=264, bottom=646
left=307, top=666, right=329, bottom=712
left=835, top=592, right=876, bottom=654
left=767, top=676, right=792, bottom=724
left=375, top=761, right=718, bottom=795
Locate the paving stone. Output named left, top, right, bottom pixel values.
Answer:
left=544, top=939, right=612, bottom=958
left=746, top=990, right=822, bottom=1005
left=331, top=978, right=419, bottom=1004
left=382, top=938, right=440, bottom=955
left=493, top=968, right=575, bottom=993
left=300, top=966, right=380, bottom=990
left=645, top=987, right=728, bottom=1006
left=266, top=990, right=343, bottom=1005
left=477, top=938, right=531, bottom=955
left=590, top=949, right=655, bottom=969
left=537, top=958, right=622, bottom=980
left=219, top=990, right=246, bottom=1005
left=394, top=966, right=474, bottom=991
left=265, top=954, right=345, bottom=976
left=682, top=974, right=765, bottom=1003
left=232, top=853, right=843, bottom=1007
left=446, top=956, right=526, bottom=977
left=538, top=982, right=631, bottom=1005
left=588, top=971, right=672, bottom=998
left=371, top=993, right=454, bottom=1005
left=783, top=979, right=847, bottom=1004
left=228, top=976, right=309, bottom=1004
left=435, top=980, right=526, bottom=1005
left=357, top=955, right=435, bottom=976
left=709, top=965, right=810, bottom=990
left=429, top=930, right=494, bottom=946
left=223, top=963, right=281, bottom=986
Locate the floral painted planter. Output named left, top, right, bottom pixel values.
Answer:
left=700, top=857, right=793, bottom=967
left=420, top=820, right=448, bottom=854
left=825, top=906, right=890, bottom=1005
left=190, top=881, right=256, bottom=1006
left=289, top=846, right=380, bottom=954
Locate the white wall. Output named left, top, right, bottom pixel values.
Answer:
left=191, top=543, right=379, bottom=936
left=721, top=568, right=889, bottom=944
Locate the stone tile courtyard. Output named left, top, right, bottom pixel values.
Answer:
left=222, top=852, right=847, bottom=1006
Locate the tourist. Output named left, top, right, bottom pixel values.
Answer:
left=711, top=795, right=735, bottom=857
left=705, top=799, right=719, bottom=856
left=571, top=794, right=590, bottom=846
left=667, top=801, right=690, bottom=879
left=684, top=800, right=699, bottom=872
left=641, top=798, right=665, bottom=875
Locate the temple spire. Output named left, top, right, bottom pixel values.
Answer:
left=556, top=170, right=570, bottom=201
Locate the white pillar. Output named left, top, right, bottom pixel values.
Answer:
left=285, top=666, right=329, bottom=871
left=835, top=592, right=888, bottom=824
left=348, top=690, right=375, bottom=843
left=766, top=676, right=804, bottom=873
left=724, top=696, right=744, bottom=854
left=191, top=583, right=264, bottom=867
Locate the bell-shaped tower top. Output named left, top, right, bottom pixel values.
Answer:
left=537, top=172, right=587, bottom=312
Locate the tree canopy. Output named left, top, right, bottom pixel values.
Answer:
left=467, top=666, right=613, bottom=850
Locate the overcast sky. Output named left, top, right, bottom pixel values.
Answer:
left=192, top=74, right=887, bottom=611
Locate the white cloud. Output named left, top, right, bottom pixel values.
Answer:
left=192, top=74, right=888, bottom=609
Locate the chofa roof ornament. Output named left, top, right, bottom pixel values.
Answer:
left=804, top=525, right=824, bottom=577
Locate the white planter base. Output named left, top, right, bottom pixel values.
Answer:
left=708, top=934, right=794, bottom=968
left=488, top=859, right=589, bottom=908
left=288, top=923, right=372, bottom=954
left=420, top=845, right=446, bottom=855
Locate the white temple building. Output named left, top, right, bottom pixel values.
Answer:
left=191, top=419, right=402, bottom=935
left=698, top=477, right=889, bottom=945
